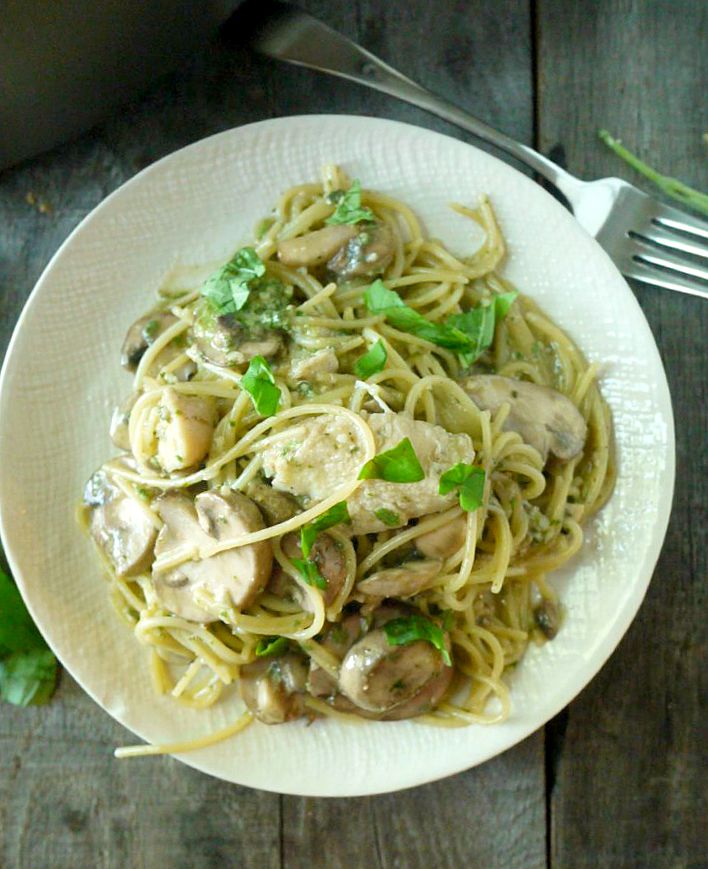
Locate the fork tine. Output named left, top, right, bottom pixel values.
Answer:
left=650, top=200, right=708, bottom=242
left=629, top=225, right=708, bottom=260
left=622, top=259, right=708, bottom=300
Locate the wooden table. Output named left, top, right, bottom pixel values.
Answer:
left=1, top=2, right=705, bottom=866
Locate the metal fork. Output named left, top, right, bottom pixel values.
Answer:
left=249, top=1, right=708, bottom=299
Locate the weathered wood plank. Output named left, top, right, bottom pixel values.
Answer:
left=537, top=1, right=707, bottom=866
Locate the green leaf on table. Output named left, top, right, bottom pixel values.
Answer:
left=383, top=615, right=452, bottom=666
left=358, top=437, right=425, bottom=483
left=241, top=355, right=281, bottom=417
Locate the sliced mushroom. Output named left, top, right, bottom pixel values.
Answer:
left=83, top=469, right=157, bottom=577
left=151, top=489, right=272, bottom=622
left=534, top=599, right=560, bottom=639
left=277, top=224, right=358, bottom=267
left=331, top=664, right=453, bottom=720
left=356, top=559, right=443, bottom=599
left=155, top=387, right=215, bottom=473
left=193, top=310, right=282, bottom=368
left=282, top=532, right=347, bottom=607
left=460, top=374, right=587, bottom=462
left=244, top=478, right=300, bottom=526
left=415, top=516, right=467, bottom=560
left=239, top=652, right=308, bottom=724
left=338, top=623, right=451, bottom=714
left=306, top=612, right=367, bottom=698
left=327, top=223, right=395, bottom=279
left=109, top=393, right=138, bottom=451
left=121, top=311, right=178, bottom=372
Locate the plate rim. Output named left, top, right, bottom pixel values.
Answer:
left=0, top=113, right=676, bottom=796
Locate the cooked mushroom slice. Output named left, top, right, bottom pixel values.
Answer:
left=331, top=664, right=453, bottom=721
left=83, top=469, right=157, bottom=577
left=193, top=311, right=283, bottom=368
left=151, top=490, right=272, bottom=622
left=240, top=652, right=308, bottom=724
left=306, top=613, right=367, bottom=698
left=460, top=374, right=587, bottom=462
left=327, top=223, right=395, bottom=279
left=338, top=626, right=450, bottom=714
left=415, top=516, right=467, bottom=560
left=244, top=479, right=300, bottom=526
left=282, top=532, right=347, bottom=607
left=109, top=393, right=138, bottom=451
left=534, top=599, right=560, bottom=639
left=121, top=311, right=178, bottom=372
left=155, top=387, right=216, bottom=473
left=276, top=224, right=358, bottom=267
left=356, top=559, right=443, bottom=599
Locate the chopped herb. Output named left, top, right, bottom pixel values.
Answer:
left=291, top=557, right=327, bottom=590
left=0, top=564, right=58, bottom=707
left=392, top=678, right=406, bottom=691
left=325, top=180, right=375, bottom=225
left=439, top=463, right=486, bottom=512
left=374, top=507, right=400, bottom=526
left=200, top=246, right=266, bottom=315
left=255, top=636, right=289, bottom=657
left=142, top=319, right=159, bottom=341
left=364, top=280, right=517, bottom=364
left=135, top=486, right=151, bottom=501
left=241, top=355, right=281, bottom=417
left=358, top=438, right=425, bottom=483
left=300, top=502, right=351, bottom=558
left=255, top=216, right=276, bottom=240
left=447, top=291, right=518, bottom=367
left=599, top=129, right=708, bottom=217
left=383, top=615, right=452, bottom=666
left=354, top=338, right=387, bottom=379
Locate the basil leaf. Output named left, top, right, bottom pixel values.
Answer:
left=383, top=615, right=452, bottom=666
left=364, top=280, right=518, bottom=363
left=364, top=281, right=475, bottom=351
left=241, top=355, right=281, bottom=417
left=255, top=636, right=289, bottom=657
left=0, top=567, right=45, bottom=655
left=200, top=246, right=266, bottom=315
left=326, top=180, right=375, bottom=225
left=449, top=291, right=518, bottom=367
left=358, top=438, right=425, bottom=483
left=300, top=502, right=351, bottom=558
left=0, top=648, right=58, bottom=707
left=439, top=463, right=486, bottom=512
left=354, top=339, right=387, bottom=379
left=374, top=508, right=400, bottom=527
left=291, top=557, right=328, bottom=590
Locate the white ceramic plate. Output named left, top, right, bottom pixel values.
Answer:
left=0, top=116, right=674, bottom=796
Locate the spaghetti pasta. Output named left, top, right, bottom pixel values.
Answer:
left=83, top=166, right=614, bottom=745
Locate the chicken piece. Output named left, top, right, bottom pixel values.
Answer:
left=155, top=388, right=216, bottom=473
left=151, top=490, right=272, bottom=622
left=290, top=348, right=339, bottom=382
left=460, top=374, right=587, bottom=462
left=259, top=411, right=474, bottom=534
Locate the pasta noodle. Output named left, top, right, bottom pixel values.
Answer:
left=83, top=166, right=615, bottom=754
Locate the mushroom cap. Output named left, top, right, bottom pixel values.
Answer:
left=84, top=469, right=157, bottom=577
left=461, top=374, right=587, bottom=462
left=152, top=489, right=273, bottom=622
left=356, top=559, right=443, bottom=599
left=120, top=311, right=177, bottom=372
left=276, top=224, right=358, bottom=268
left=239, top=652, right=308, bottom=724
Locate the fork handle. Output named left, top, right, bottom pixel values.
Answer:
left=257, top=8, right=583, bottom=199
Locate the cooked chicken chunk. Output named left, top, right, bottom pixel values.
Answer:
left=260, top=412, right=474, bottom=534
left=155, top=388, right=216, bottom=473
left=290, top=348, right=339, bottom=382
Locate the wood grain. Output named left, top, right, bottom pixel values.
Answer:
left=537, top=1, right=707, bottom=866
